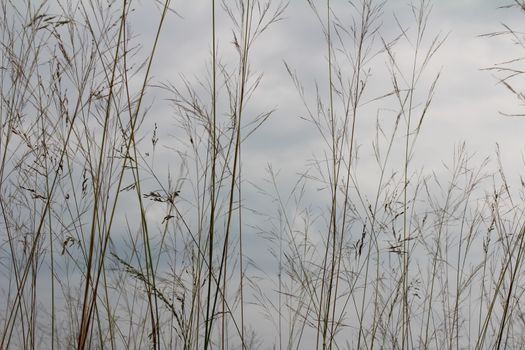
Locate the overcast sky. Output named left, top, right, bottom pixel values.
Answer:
left=124, top=2, right=525, bottom=343
left=104, top=1, right=523, bottom=262
left=128, top=0, right=525, bottom=187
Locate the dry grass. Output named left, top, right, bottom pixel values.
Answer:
left=1, top=0, right=525, bottom=349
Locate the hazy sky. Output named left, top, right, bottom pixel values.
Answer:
left=123, top=0, right=525, bottom=278
left=125, top=2, right=525, bottom=343
left=131, top=0, right=525, bottom=186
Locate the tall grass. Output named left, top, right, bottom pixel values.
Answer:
left=1, top=0, right=525, bottom=349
